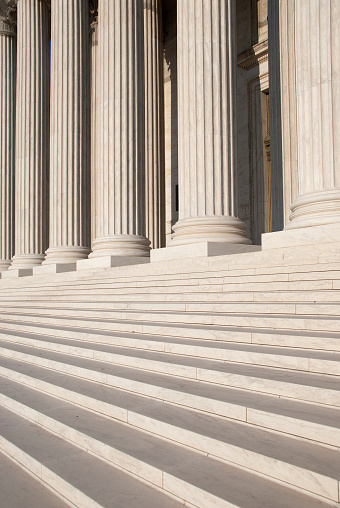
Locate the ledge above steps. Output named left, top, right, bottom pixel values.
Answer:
left=0, top=235, right=340, bottom=286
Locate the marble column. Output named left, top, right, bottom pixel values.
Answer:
left=0, top=2, right=16, bottom=271
left=90, top=0, right=150, bottom=258
left=144, top=0, right=165, bottom=249
left=90, top=12, right=98, bottom=246
left=171, top=0, right=250, bottom=246
left=285, top=0, right=340, bottom=230
left=43, top=0, right=90, bottom=264
left=11, top=0, right=50, bottom=269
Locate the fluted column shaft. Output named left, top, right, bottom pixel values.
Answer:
left=144, top=0, right=165, bottom=249
left=91, top=0, right=150, bottom=257
left=286, top=0, right=340, bottom=229
left=90, top=19, right=98, bottom=246
left=0, top=9, right=16, bottom=271
left=44, top=0, right=90, bottom=264
left=171, top=0, right=250, bottom=246
left=11, top=0, right=50, bottom=269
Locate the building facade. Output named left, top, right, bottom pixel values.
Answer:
left=0, top=0, right=339, bottom=273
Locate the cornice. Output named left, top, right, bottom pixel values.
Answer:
left=237, top=39, right=268, bottom=71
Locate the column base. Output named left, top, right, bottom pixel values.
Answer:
left=286, top=189, right=340, bottom=230
left=89, top=235, right=151, bottom=258
left=9, top=254, right=45, bottom=269
left=2, top=268, right=33, bottom=279
left=77, top=256, right=150, bottom=271
left=33, top=263, right=77, bottom=275
left=0, top=261, right=11, bottom=272
left=170, top=216, right=251, bottom=247
left=151, top=242, right=260, bottom=263
left=43, top=246, right=90, bottom=265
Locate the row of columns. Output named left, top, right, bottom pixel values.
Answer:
left=1, top=0, right=340, bottom=272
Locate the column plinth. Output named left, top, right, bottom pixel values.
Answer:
left=0, top=4, right=16, bottom=271
left=171, top=0, right=250, bottom=247
left=43, top=0, right=90, bottom=265
left=10, top=0, right=50, bottom=269
left=90, top=0, right=150, bottom=259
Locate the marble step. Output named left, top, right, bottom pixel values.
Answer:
left=1, top=288, right=340, bottom=304
left=1, top=405, right=334, bottom=508
left=0, top=254, right=332, bottom=283
left=0, top=288, right=336, bottom=308
left=0, top=341, right=340, bottom=407
left=0, top=450, right=70, bottom=508
left=0, top=354, right=339, bottom=449
left=3, top=289, right=340, bottom=307
left=0, top=310, right=339, bottom=352
left=1, top=376, right=339, bottom=504
left=2, top=257, right=340, bottom=289
left=0, top=405, right=184, bottom=508
left=0, top=310, right=340, bottom=352
left=1, top=260, right=339, bottom=287
left=0, top=338, right=339, bottom=415
left=0, top=274, right=336, bottom=295
left=0, top=244, right=339, bottom=287
left=0, top=326, right=339, bottom=377
left=1, top=307, right=340, bottom=337
left=3, top=299, right=340, bottom=316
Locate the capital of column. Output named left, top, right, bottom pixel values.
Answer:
left=0, top=0, right=17, bottom=37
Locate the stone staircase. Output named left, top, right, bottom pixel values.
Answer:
left=0, top=245, right=339, bottom=507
